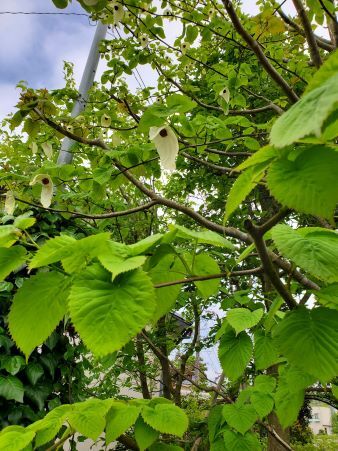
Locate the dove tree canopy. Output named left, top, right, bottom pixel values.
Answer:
left=1, top=0, right=338, bottom=450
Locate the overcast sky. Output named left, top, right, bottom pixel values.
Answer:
left=0, top=0, right=302, bottom=121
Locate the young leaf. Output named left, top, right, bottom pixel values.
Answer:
left=9, top=272, right=70, bottom=359
left=222, top=403, right=258, bottom=435
left=134, top=416, right=159, bottom=451
left=106, top=403, right=141, bottom=444
left=0, top=430, right=35, bottom=451
left=218, top=329, right=252, bottom=381
left=273, top=307, right=338, bottom=383
left=170, top=224, right=234, bottom=249
left=141, top=403, right=189, bottom=437
left=68, top=399, right=109, bottom=441
left=226, top=308, right=263, bottom=334
left=68, top=265, right=156, bottom=356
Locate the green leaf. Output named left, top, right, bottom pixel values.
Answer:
left=272, top=225, right=338, bottom=283
left=141, top=403, right=189, bottom=437
left=254, top=331, right=279, bottom=370
left=0, top=246, right=26, bottom=282
left=274, top=383, right=304, bottom=429
left=227, top=308, right=263, bottom=334
left=270, top=73, right=338, bottom=147
left=0, top=225, right=20, bottom=247
left=185, top=253, right=221, bottom=299
left=225, top=164, right=266, bottom=221
left=315, top=283, right=338, bottom=309
left=250, top=392, right=274, bottom=419
left=170, top=224, right=234, bottom=249
left=166, top=94, right=197, bottom=113
left=149, top=254, right=186, bottom=322
left=13, top=216, right=36, bottom=231
left=218, top=329, right=252, bottom=380
left=273, top=307, right=338, bottom=383
left=235, top=145, right=277, bottom=172
left=332, top=385, right=338, bottom=400
left=68, top=399, right=109, bottom=441
left=127, top=234, right=163, bottom=255
left=52, top=0, right=68, bottom=8
left=106, top=403, right=141, bottom=444
left=305, top=49, right=338, bottom=93
left=1, top=356, right=25, bottom=376
left=25, top=384, right=50, bottom=410
left=0, top=376, right=24, bottom=402
left=9, top=272, right=70, bottom=359
left=134, top=416, right=159, bottom=451
left=26, top=363, right=44, bottom=386
left=99, top=245, right=146, bottom=280
left=267, top=146, right=338, bottom=219
left=29, top=235, right=76, bottom=269
left=68, top=265, right=156, bottom=356
left=223, top=430, right=261, bottom=451
left=208, top=405, right=223, bottom=442
left=253, top=375, right=277, bottom=393
left=0, top=430, right=35, bottom=451
left=30, top=405, right=71, bottom=447
left=222, top=403, right=258, bottom=434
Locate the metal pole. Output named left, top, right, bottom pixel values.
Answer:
left=57, top=21, right=108, bottom=165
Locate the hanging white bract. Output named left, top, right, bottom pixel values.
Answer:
left=4, top=191, right=15, bottom=215
left=220, top=87, right=230, bottom=103
left=101, top=114, right=111, bottom=128
left=29, top=142, right=38, bottom=155
left=30, top=174, right=54, bottom=208
left=41, top=142, right=53, bottom=159
left=108, top=1, right=125, bottom=24
left=180, top=42, right=190, bottom=54
left=149, top=126, right=179, bottom=171
left=139, top=34, right=149, bottom=48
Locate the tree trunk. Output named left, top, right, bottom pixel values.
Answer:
left=267, top=411, right=290, bottom=451
left=135, top=336, right=151, bottom=399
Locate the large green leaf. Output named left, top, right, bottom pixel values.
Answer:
left=127, top=234, right=163, bottom=255
left=68, top=399, right=109, bottom=441
left=170, top=224, right=234, bottom=249
left=235, top=145, right=277, bottom=172
left=149, top=254, right=186, bottom=321
left=274, top=372, right=305, bottom=430
left=98, top=242, right=146, bottom=280
left=267, top=146, right=338, bottom=219
left=0, top=376, right=24, bottom=403
left=223, top=430, right=261, bottom=451
left=226, top=308, right=263, bottom=335
left=29, top=405, right=71, bottom=447
left=68, top=264, right=156, bottom=356
left=26, top=363, right=44, bottom=386
left=225, top=164, right=266, bottom=221
left=218, top=329, right=252, bottom=381
left=0, top=225, right=20, bottom=248
left=273, top=307, right=338, bottom=383
left=0, top=430, right=35, bottom=451
left=185, top=253, right=221, bottom=299
left=254, top=331, right=279, bottom=370
left=9, top=272, right=70, bottom=359
left=106, top=403, right=141, bottom=444
left=0, top=246, right=26, bottom=281
left=315, top=283, right=338, bottom=309
left=253, top=375, right=277, bottom=393
left=270, top=73, right=338, bottom=147
left=305, top=49, right=338, bottom=93
left=272, top=225, right=338, bottom=283
left=250, top=392, right=274, bottom=419
left=222, top=403, right=258, bottom=434
left=29, top=235, right=76, bottom=269
left=141, top=403, right=189, bottom=437
left=134, top=416, right=159, bottom=451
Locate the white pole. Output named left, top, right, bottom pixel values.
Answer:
left=57, top=21, right=108, bottom=165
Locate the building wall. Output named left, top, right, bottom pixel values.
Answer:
left=309, top=404, right=334, bottom=435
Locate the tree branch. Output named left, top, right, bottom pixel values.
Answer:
left=292, top=0, right=322, bottom=67
left=221, top=0, right=299, bottom=103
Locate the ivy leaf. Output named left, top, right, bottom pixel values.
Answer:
left=26, top=363, right=44, bottom=386
left=225, top=163, right=267, bottom=221
left=68, top=399, right=109, bottom=441
left=170, top=224, right=234, bottom=249
left=254, top=331, right=280, bottom=370
left=106, top=403, right=141, bottom=444
left=270, top=73, right=338, bottom=147
left=226, top=308, right=263, bottom=334
left=272, top=225, right=338, bottom=283
left=68, top=265, right=156, bottom=356
left=9, top=272, right=70, bottom=359
left=0, top=356, right=25, bottom=376
left=218, top=329, right=253, bottom=381
left=141, top=403, right=189, bottom=437
left=273, top=307, right=338, bottom=383
left=267, top=146, right=338, bottom=219
left=0, top=375, right=24, bottom=402
left=134, top=416, right=159, bottom=451
left=223, top=430, right=261, bottom=451
left=222, top=403, right=258, bottom=434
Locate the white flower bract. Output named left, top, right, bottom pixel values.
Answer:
left=30, top=174, right=54, bottom=208
left=41, top=142, right=53, bottom=159
left=180, top=42, right=190, bottom=54
left=220, top=87, right=230, bottom=103
left=5, top=191, right=15, bottom=215
left=139, top=34, right=149, bottom=48
left=101, top=114, right=111, bottom=128
left=149, top=126, right=179, bottom=171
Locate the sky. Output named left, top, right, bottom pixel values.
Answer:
left=0, top=0, right=301, bottom=121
